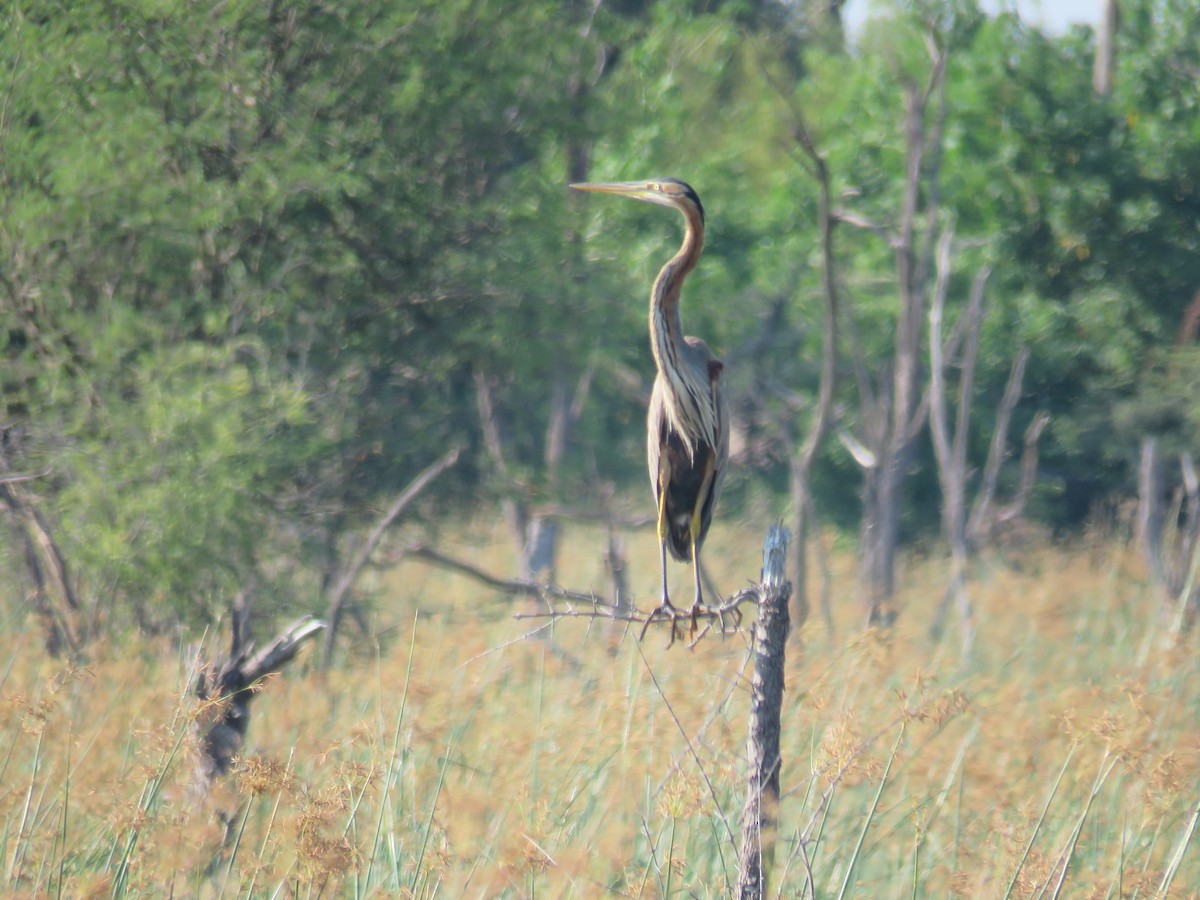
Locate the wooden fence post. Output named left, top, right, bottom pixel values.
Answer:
left=737, top=524, right=792, bottom=898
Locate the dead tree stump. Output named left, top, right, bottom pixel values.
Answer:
left=737, top=525, right=791, bottom=899
left=192, top=615, right=325, bottom=797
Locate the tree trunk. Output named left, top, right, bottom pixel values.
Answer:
left=1137, top=439, right=1200, bottom=629
left=926, top=232, right=988, bottom=654
left=777, top=98, right=840, bottom=641
left=737, top=525, right=792, bottom=898
left=856, top=43, right=947, bottom=627
left=1093, top=0, right=1119, bottom=96
left=0, top=467, right=81, bottom=657
left=860, top=453, right=906, bottom=626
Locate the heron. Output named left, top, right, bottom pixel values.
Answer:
left=571, top=178, right=729, bottom=641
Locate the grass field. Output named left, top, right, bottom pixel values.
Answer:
left=1, top=520, right=1198, bottom=897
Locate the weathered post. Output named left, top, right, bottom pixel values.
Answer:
left=737, top=525, right=792, bottom=898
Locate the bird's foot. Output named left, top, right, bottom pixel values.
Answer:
left=691, top=598, right=742, bottom=638
left=640, top=598, right=684, bottom=646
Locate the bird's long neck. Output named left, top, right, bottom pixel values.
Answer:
left=649, top=207, right=704, bottom=381
left=649, top=205, right=710, bottom=459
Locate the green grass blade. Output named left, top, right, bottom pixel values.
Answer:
left=1004, top=742, right=1077, bottom=900
left=836, top=721, right=905, bottom=900
left=1158, top=793, right=1200, bottom=894
left=1044, top=751, right=1118, bottom=900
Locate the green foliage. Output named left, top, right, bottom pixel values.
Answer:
left=55, top=338, right=312, bottom=627
left=4, top=0, right=1200, bottom=634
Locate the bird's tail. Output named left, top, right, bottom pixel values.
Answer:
left=665, top=510, right=693, bottom=562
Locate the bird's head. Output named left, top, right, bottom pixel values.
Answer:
left=570, top=178, right=704, bottom=226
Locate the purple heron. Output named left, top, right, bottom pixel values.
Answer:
left=571, top=179, right=729, bottom=640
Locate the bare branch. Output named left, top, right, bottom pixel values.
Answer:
left=514, top=586, right=759, bottom=635
left=0, top=450, right=80, bottom=655
left=0, top=469, right=50, bottom=486
left=990, top=409, right=1051, bottom=530
left=323, top=447, right=461, bottom=665
left=965, top=350, right=1035, bottom=544
left=832, top=208, right=892, bottom=240
left=243, top=616, right=326, bottom=683
left=405, top=542, right=601, bottom=604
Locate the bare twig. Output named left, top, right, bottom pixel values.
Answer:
left=635, top=640, right=739, bottom=850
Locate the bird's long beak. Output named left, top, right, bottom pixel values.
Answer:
left=570, top=181, right=651, bottom=198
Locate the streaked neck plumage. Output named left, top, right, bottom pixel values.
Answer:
left=649, top=202, right=714, bottom=458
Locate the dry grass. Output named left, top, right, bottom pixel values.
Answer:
left=1, top=520, right=1198, bottom=897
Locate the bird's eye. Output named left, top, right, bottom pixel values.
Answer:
left=648, top=183, right=660, bottom=192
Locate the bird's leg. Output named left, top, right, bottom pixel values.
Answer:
left=641, top=491, right=680, bottom=644
left=689, top=534, right=704, bottom=636
left=686, top=455, right=716, bottom=637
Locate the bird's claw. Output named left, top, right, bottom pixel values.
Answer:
left=640, top=600, right=683, bottom=646
left=642, top=596, right=743, bottom=646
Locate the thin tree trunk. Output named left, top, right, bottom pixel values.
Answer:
left=966, top=347, right=1034, bottom=544
left=1138, top=439, right=1200, bottom=628
left=861, top=455, right=906, bottom=626
left=0, top=468, right=81, bottom=657
left=857, top=41, right=947, bottom=627
left=1093, top=0, right=1119, bottom=96
left=738, top=524, right=792, bottom=898
left=927, top=229, right=987, bottom=654
left=475, top=371, right=528, bottom=553
left=787, top=114, right=839, bottom=639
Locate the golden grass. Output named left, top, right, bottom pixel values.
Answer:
left=1, top=522, right=1198, bottom=897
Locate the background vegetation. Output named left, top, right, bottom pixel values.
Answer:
left=1, top=0, right=1198, bottom=895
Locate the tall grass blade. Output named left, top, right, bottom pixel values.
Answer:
left=364, top=615, right=418, bottom=897
left=217, top=801, right=253, bottom=899
left=56, top=729, right=71, bottom=900
left=836, top=721, right=905, bottom=900
left=8, top=726, right=42, bottom=885
left=1044, top=751, right=1118, bottom=900
left=113, top=659, right=199, bottom=896
left=1157, top=794, right=1200, bottom=894
left=1003, top=742, right=1076, bottom=900
left=412, top=743, right=453, bottom=894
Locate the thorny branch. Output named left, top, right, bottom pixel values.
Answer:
left=404, top=541, right=762, bottom=645
left=513, top=588, right=758, bottom=647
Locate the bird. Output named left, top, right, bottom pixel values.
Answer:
left=571, top=178, right=729, bottom=642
